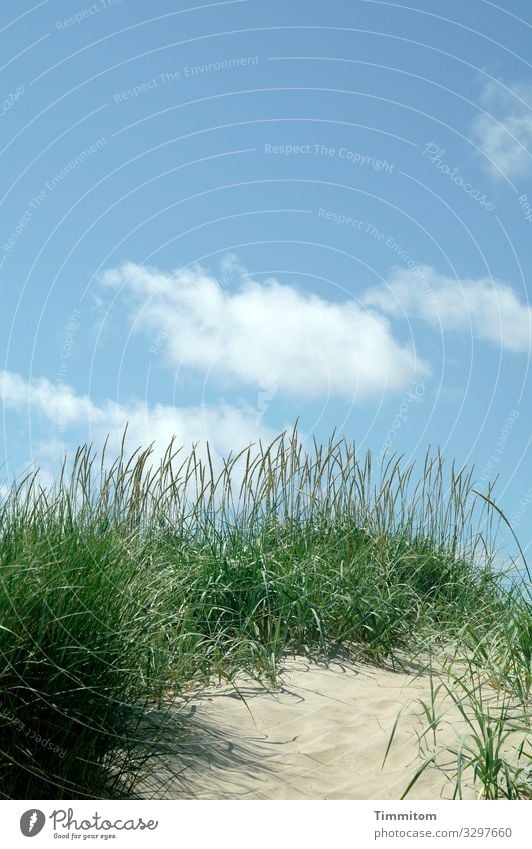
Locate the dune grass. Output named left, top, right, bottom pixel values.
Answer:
left=0, top=430, right=528, bottom=798
left=384, top=583, right=531, bottom=800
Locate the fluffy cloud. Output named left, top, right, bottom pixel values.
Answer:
left=0, top=370, right=104, bottom=429
left=363, top=266, right=531, bottom=352
left=472, top=80, right=532, bottom=180
left=99, top=262, right=427, bottom=400
left=0, top=369, right=276, bottom=475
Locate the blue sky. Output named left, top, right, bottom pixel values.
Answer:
left=1, top=0, right=531, bottom=558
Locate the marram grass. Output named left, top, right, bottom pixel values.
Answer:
left=0, top=430, right=528, bottom=798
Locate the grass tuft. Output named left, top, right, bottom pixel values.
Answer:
left=0, top=430, right=528, bottom=798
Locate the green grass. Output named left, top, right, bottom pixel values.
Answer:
left=0, top=430, right=529, bottom=798
left=383, top=498, right=531, bottom=801
left=384, top=590, right=531, bottom=799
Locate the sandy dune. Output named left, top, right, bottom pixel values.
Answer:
left=141, top=657, right=476, bottom=800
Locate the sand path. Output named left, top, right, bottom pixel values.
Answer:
left=142, top=657, right=475, bottom=800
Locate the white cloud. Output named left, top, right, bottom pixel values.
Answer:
left=363, top=266, right=532, bottom=352
left=0, top=368, right=277, bottom=481
left=472, top=80, right=532, bottom=180
left=0, top=369, right=105, bottom=428
left=98, top=262, right=428, bottom=400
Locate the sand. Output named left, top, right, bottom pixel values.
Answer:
left=141, top=656, right=478, bottom=800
